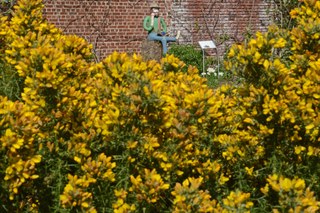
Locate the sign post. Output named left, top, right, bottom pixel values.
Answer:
left=198, top=40, right=217, bottom=76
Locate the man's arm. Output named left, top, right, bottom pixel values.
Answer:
left=143, top=16, right=153, bottom=32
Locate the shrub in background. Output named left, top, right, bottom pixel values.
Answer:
left=168, top=44, right=229, bottom=87
left=266, top=0, right=301, bottom=29
left=168, top=44, right=211, bottom=74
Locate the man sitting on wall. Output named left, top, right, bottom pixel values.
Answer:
left=143, top=2, right=180, bottom=55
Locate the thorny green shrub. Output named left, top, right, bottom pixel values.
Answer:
left=0, top=0, right=319, bottom=212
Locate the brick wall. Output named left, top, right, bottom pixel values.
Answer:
left=43, top=0, right=273, bottom=60
left=170, top=0, right=272, bottom=55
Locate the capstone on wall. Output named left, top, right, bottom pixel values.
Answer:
left=43, top=0, right=273, bottom=60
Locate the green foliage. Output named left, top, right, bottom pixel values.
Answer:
left=0, top=0, right=16, bottom=15
left=168, top=44, right=212, bottom=73
left=0, top=60, right=23, bottom=100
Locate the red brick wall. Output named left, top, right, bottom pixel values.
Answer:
left=43, top=0, right=273, bottom=60
left=170, top=0, right=272, bottom=55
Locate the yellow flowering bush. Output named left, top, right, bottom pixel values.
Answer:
left=224, top=0, right=320, bottom=210
left=0, top=0, right=319, bottom=212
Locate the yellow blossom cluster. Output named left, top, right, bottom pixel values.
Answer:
left=60, top=174, right=97, bottom=212
left=171, top=177, right=253, bottom=212
left=113, top=188, right=136, bottom=213
left=222, top=190, right=253, bottom=212
left=0, top=96, right=43, bottom=203
left=261, top=174, right=320, bottom=212
left=129, top=169, right=169, bottom=203
left=171, top=177, right=219, bottom=212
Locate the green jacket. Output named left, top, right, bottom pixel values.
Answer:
left=143, top=16, right=167, bottom=34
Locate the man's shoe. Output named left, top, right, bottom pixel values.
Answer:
left=176, top=31, right=181, bottom=40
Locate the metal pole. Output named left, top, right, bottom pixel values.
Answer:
left=216, top=48, right=219, bottom=79
left=202, top=49, right=205, bottom=75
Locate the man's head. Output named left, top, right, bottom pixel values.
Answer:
left=150, top=2, right=160, bottom=16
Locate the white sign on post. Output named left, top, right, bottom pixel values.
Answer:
left=198, top=40, right=216, bottom=49
left=198, top=40, right=217, bottom=76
